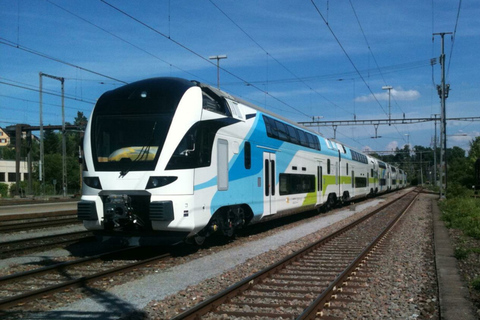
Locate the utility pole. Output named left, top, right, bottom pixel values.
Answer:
left=433, top=32, right=452, bottom=199
left=39, top=72, right=66, bottom=197
left=209, top=55, right=227, bottom=89
left=432, top=114, right=439, bottom=188
left=382, top=86, right=393, bottom=126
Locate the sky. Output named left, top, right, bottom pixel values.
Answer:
left=1, top=0, right=479, bottom=154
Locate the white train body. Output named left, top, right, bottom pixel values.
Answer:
left=78, top=78, right=405, bottom=244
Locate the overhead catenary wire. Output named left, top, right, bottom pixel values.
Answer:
left=309, top=0, right=387, bottom=117
left=446, top=0, right=462, bottom=80
left=348, top=0, right=405, bottom=115
left=208, top=0, right=352, bottom=116
left=45, top=0, right=208, bottom=84
left=310, top=0, right=407, bottom=144
left=0, top=37, right=127, bottom=85
left=100, top=0, right=313, bottom=120
left=0, top=79, right=96, bottom=105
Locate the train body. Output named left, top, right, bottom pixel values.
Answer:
left=78, top=77, right=406, bottom=245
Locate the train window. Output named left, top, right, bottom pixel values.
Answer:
left=297, top=129, right=308, bottom=147
left=202, top=90, right=232, bottom=117
left=279, top=173, right=315, bottom=195
left=262, top=115, right=320, bottom=151
left=346, top=163, right=349, bottom=175
left=327, top=159, right=331, bottom=174
left=226, top=99, right=244, bottom=120
left=355, top=177, right=367, bottom=188
left=167, top=120, right=227, bottom=170
left=306, top=133, right=316, bottom=150
left=287, top=126, right=299, bottom=144
left=244, top=142, right=251, bottom=169
left=350, top=150, right=368, bottom=164
left=263, top=116, right=276, bottom=139
left=275, top=121, right=289, bottom=141
left=325, top=139, right=333, bottom=149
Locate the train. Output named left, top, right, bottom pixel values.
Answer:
left=77, top=77, right=407, bottom=245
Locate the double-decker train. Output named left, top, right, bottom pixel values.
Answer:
left=77, top=77, right=406, bottom=245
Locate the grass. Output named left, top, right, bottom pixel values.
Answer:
left=439, top=196, right=480, bottom=240
left=440, top=194, right=480, bottom=292
left=472, top=278, right=480, bottom=291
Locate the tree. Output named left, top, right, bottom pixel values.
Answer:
left=468, top=136, right=480, bottom=164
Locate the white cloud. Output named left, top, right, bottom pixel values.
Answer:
left=385, top=140, right=399, bottom=152
left=355, top=88, right=420, bottom=103
left=362, top=145, right=373, bottom=153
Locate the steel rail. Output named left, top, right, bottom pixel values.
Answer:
left=171, top=189, right=417, bottom=320
left=0, top=210, right=76, bottom=222
left=0, top=217, right=80, bottom=233
left=0, top=247, right=171, bottom=310
left=0, top=230, right=93, bottom=257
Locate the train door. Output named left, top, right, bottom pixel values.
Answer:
left=336, top=150, right=342, bottom=200
left=317, top=163, right=323, bottom=205
left=263, top=152, right=277, bottom=216
left=351, top=168, right=355, bottom=198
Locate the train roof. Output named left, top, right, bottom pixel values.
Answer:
left=194, top=80, right=323, bottom=138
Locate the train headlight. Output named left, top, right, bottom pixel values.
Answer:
left=83, top=177, right=102, bottom=189
left=146, top=176, right=178, bottom=189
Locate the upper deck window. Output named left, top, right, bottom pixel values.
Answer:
left=350, top=150, right=368, bottom=164
left=263, top=115, right=320, bottom=151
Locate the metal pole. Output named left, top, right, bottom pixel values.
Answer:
left=39, top=72, right=66, bottom=197
left=39, top=72, right=44, bottom=197
left=61, top=78, right=67, bottom=197
left=433, top=32, right=452, bottom=199
left=433, top=114, right=438, bottom=188
left=382, top=86, right=393, bottom=126
left=209, top=55, right=227, bottom=89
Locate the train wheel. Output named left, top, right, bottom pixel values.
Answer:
left=325, top=194, right=336, bottom=211
left=194, top=234, right=206, bottom=245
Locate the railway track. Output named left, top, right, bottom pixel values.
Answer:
left=0, top=210, right=79, bottom=233
left=0, top=230, right=94, bottom=258
left=0, top=246, right=172, bottom=310
left=172, top=189, right=419, bottom=319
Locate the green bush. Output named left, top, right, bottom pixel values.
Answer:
left=0, top=183, right=8, bottom=198
left=446, top=182, right=470, bottom=199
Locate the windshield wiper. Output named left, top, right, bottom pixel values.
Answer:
left=119, top=121, right=157, bottom=178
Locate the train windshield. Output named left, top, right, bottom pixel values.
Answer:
left=92, top=114, right=170, bottom=172
left=90, top=78, right=194, bottom=173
